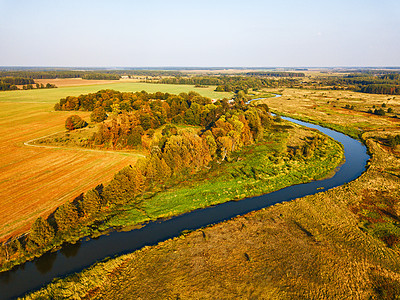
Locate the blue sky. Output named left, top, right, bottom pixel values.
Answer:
left=0, top=0, right=399, bottom=67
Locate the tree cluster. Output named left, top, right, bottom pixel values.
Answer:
left=0, top=77, right=34, bottom=91
left=311, top=72, right=400, bottom=95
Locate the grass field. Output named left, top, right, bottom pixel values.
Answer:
left=24, top=88, right=400, bottom=299
left=0, top=83, right=231, bottom=242
left=0, top=82, right=231, bottom=104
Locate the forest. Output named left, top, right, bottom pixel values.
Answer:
left=315, top=72, right=400, bottom=95
left=244, top=71, right=305, bottom=77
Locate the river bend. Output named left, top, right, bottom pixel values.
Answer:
left=0, top=106, right=369, bottom=299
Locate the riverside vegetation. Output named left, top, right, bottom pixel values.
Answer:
left=0, top=90, right=344, bottom=274
left=22, top=87, right=400, bottom=300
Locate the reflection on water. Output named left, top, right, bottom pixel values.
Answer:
left=35, top=251, right=57, bottom=275
left=60, top=242, right=81, bottom=258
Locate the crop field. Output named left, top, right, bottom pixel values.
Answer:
left=0, top=83, right=231, bottom=242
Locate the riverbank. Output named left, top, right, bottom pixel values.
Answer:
left=30, top=135, right=398, bottom=299
left=1, top=109, right=350, bottom=298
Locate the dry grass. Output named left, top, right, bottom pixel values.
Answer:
left=262, top=88, right=400, bottom=133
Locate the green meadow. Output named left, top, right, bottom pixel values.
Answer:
left=0, top=82, right=232, bottom=104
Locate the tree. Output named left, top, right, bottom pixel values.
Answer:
left=90, top=107, right=108, bottom=123
left=65, top=115, right=88, bottom=130
left=82, top=188, right=103, bottom=216
left=54, top=202, right=79, bottom=231
left=30, top=217, right=54, bottom=246
left=102, top=166, right=144, bottom=205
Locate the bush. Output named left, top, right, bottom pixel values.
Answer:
left=65, top=115, right=88, bottom=130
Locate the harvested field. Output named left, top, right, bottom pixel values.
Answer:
left=0, top=102, right=139, bottom=241
left=0, top=82, right=231, bottom=104
left=33, top=78, right=122, bottom=87
left=0, top=83, right=230, bottom=242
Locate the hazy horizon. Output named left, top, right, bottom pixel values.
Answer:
left=1, top=0, right=399, bottom=67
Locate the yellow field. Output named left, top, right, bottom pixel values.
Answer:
left=0, top=82, right=231, bottom=242
left=0, top=102, right=140, bottom=241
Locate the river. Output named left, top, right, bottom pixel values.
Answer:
left=0, top=97, right=369, bottom=299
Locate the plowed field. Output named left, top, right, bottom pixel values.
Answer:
left=0, top=83, right=229, bottom=241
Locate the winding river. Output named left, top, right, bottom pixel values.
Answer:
left=0, top=98, right=370, bottom=299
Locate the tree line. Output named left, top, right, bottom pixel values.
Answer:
left=315, top=73, right=400, bottom=95
left=158, top=76, right=298, bottom=92
left=244, top=71, right=305, bottom=77
left=0, top=77, right=34, bottom=91
left=0, top=70, right=120, bottom=80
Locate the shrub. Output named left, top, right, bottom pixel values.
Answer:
left=65, top=115, right=88, bottom=130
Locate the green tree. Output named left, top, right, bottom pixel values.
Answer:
left=30, top=217, right=55, bottom=246
left=54, top=202, right=79, bottom=231
left=82, top=188, right=103, bottom=216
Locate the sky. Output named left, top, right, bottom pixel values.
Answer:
left=0, top=0, right=399, bottom=67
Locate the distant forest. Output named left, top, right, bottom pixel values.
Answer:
left=159, top=76, right=298, bottom=92
left=0, top=77, right=34, bottom=91
left=316, top=73, right=400, bottom=95
left=0, top=71, right=120, bottom=80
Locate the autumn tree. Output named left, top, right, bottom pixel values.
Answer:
left=82, top=188, right=104, bottom=216
left=91, top=107, right=108, bottom=123
left=54, top=202, right=79, bottom=231
left=65, top=115, right=88, bottom=130
left=30, top=217, right=55, bottom=246
left=102, top=166, right=145, bottom=205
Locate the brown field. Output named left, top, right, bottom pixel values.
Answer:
left=0, top=82, right=230, bottom=243
left=0, top=102, right=141, bottom=242
left=33, top=78, right=125, bottom=87
left=25, top=88, right=400, bottom=299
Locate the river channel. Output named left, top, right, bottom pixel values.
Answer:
left=0, top=100, right=369, bottom=299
